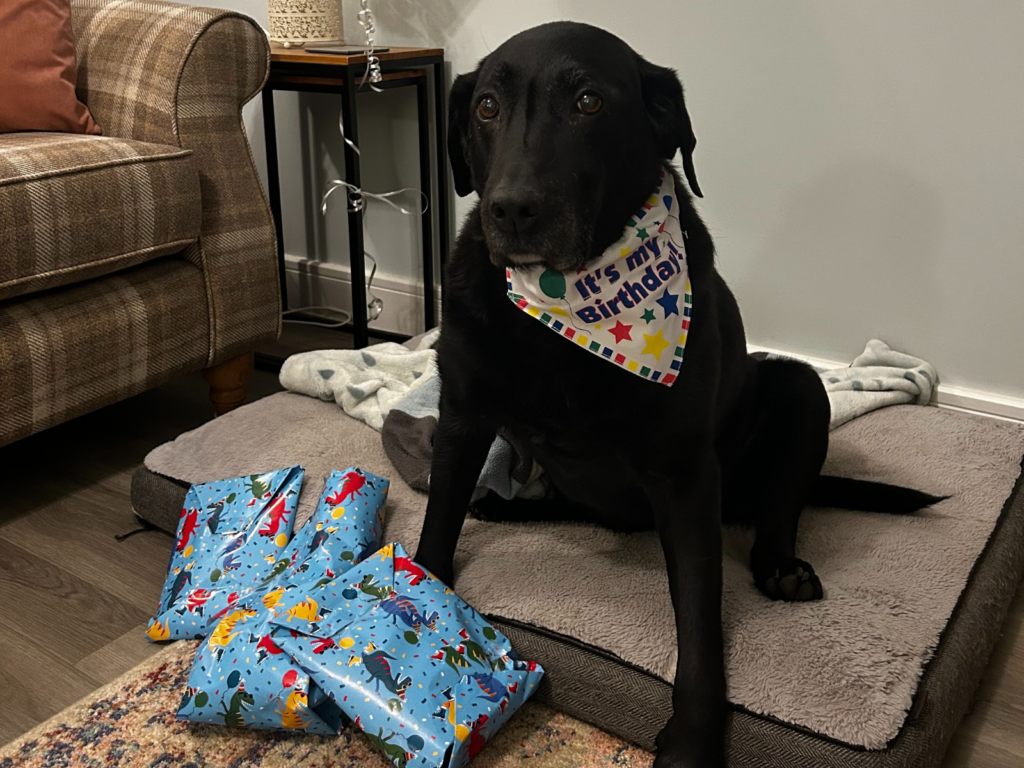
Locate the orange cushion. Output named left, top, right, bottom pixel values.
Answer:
left=0, top=0, right=100, bottom=135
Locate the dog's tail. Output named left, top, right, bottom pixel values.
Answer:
left=810, top=476, right=946, bottom=514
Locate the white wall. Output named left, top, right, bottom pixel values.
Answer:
left=197, top=0, right=1024, bottom=400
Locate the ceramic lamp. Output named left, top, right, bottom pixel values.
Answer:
left=268, top=0, right=343, bottom=46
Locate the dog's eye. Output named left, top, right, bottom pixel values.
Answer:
left=477, top=97, right=499, bottom=120
left=577, top=93, right=602, bottom=115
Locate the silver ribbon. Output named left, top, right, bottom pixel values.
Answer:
left=320, top=1, right=428, bottom=240
left=358, top=0, right=383, bottom=92
left=321, top=180, right=429, bottom=216
left=337, top=108, right=360, bottom=156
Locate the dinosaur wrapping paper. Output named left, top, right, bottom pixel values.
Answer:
left=146, top=466, right=305, bottom=642
left=150, top=466, right=389, bottom=732
left=269, top=542, right=545, bottom=768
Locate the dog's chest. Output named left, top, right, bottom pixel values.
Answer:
left=473, top=312, right=666, bottom=470
left=493, top=364, right=651, bottom=518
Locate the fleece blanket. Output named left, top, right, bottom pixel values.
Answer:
left=374, top=339, right=935, bottom=495
left=278, top=329, right=440, bottom=430
left=821, top=340, right=937, bottom=429
left=281, top=336, right=937, bottom=497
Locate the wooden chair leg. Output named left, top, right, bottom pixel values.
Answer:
left=202, top=352, right=255, bottom=416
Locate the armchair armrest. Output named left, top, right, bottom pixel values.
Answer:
left=72, top=0, right=268, bottom=146
left=71, top=0, right=281, bottom=364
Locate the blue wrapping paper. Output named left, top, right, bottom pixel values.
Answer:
left=281, top=467, right=389, bottom=579
left=147, top=466, right=304, bottom=641
left=172, top=467, right=390, bottom=732
left=268, top=542, right=545, bottom=767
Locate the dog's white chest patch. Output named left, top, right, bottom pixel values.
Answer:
left=506, top=169, right=692, bottom=385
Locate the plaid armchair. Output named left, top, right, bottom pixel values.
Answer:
left=0, top=0, right=280, bottom=448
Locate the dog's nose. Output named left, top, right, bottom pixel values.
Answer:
left=489, top=189, right=542, bottom=235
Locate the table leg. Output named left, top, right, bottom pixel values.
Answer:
left=341, top=70, right=369, bottom=349
left=433, top=61, right=450, bottom=312
left=416, top=76, right=435, bottom=332
left=261, top=87, right=288, bottom=311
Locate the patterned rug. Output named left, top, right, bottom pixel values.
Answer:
left=0, top=639, right=654, bottom=768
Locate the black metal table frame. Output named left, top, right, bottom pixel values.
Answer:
left=261, top=53, right=448, bottom=348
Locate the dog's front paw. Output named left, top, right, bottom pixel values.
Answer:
left=654, top=717, right=726, bottom=768
left=413, top=549, right=454, bottom=588
left=753, top=556, right=823, bottom=602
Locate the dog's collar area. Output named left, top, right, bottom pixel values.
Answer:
left=505, top=254, right=545, bottom=268
left=506, top=170, right=692, bottom=386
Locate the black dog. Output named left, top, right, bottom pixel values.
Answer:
left=414, top=22, right=939, bottom=768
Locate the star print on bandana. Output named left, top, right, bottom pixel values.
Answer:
left=506, top=168, right=693, bottom=386
left=642, top=329, right=671, bottom=360
left=656, top=288, right=679, bottom=318
left=609, top=320, right=633, bottom=343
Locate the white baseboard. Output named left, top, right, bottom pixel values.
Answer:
left=284, top=254, right=442, bottom=337
left=750, top=344, right=1024, bottom=424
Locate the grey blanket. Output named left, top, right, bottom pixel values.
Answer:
left=380, top=376, right=544, bottom=500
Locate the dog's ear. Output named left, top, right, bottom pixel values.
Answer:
left=447, top=69, right=480, bottom=197
left=637, top=56, right=703, bottom=198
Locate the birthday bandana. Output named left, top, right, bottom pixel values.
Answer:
left=507, top=169, right=691, bottom=385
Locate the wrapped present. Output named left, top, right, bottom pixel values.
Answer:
left=146, top=466, right=304, bottom=642
left=173, top=467, right=390, bottom=733
left=269, top=542, right=545, bottom=767
left=175, top=590, right=345, bottom=734
left=281, top=467, right=389, bottom=578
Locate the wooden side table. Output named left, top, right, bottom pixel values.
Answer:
left=261, top=45, right=448, bottom=348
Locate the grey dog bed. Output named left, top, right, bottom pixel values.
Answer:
left=131, top=393, right=1024, bottom=767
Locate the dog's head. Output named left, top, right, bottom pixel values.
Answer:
left=449, top=21, right=702, bottom=272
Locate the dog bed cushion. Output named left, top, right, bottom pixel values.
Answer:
left=132, top=393, right=1024, bottom=768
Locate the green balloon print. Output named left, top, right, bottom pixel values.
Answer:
left=404, top=630, right=419, bottom=645
left=210, top=568, right=222, bottom=583
left=194, top=691, right=209, bottom=708
left=341, top=550, right=355, bottom=561
left=482, top=626, right=497, bottom=641
left=387, top=698, right=403, bottom=713
left=539, top=268, right=566, bottom=300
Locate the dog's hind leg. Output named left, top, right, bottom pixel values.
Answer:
left=724, top=357, right=831, bottom=601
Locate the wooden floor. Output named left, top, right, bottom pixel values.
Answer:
left=1, top=363, right=1022, bottom=766
left=0, top=368, right=282, bottom=746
